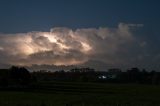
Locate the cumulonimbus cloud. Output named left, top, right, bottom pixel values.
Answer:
left=0, top=23, right=150, bottom=68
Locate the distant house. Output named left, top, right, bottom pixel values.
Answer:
left=98, top=75, right=107, bottom=79
left=98, top=68, right=121, bottom=80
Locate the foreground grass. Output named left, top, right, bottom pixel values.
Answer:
left=0, top=82, right=160, bottom=106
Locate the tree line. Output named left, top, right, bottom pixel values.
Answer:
left=0, top=66, right=160, bottom=88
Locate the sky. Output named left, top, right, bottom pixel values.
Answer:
left=0, top=0, right=160, bottom=70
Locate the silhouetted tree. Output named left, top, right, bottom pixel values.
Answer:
left=127, top=68, right=141, bottom=83
left=150, top=70, right=160, bottom=85
left=10, top=66, right=31, bottom=85
left=0, top=69, right=9, bottom=87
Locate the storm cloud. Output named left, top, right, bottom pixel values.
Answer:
left=0, top=23, right=158, bottom=69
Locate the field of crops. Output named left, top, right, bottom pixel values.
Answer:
left=0, top=82, right=160, bottom=106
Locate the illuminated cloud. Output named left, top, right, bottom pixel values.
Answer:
left=0, top=23, right=155, bottom=69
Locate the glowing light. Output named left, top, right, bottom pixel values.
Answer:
left=43, top=33, right=57, bottom=43
left=43, top=33, right=69, bottom=50
left=22, top=45, right=34, bottom=55
left=81, top=42, right=92, bottom=52
left=98, top=75, right=107, bottom=79
left=53, top=59, right=86, bottom=66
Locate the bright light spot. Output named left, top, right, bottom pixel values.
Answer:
left=43, top=33, right=69, bottom=50
left=22, top=45, right=34, bottom=55
left=43, top=33, right=57, bottom=43
left=81, top=42, right=92, bottom=52
left=58, top=43, right=70, bottom=49
left=98, top=75, right=107, bottom=79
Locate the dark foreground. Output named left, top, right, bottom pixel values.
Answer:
left=0, top=82, right=160, bottom=106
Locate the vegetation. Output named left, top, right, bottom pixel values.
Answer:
left=32, top=67, right=160, bottom=84
left=1, top=66, right=160, bottom=106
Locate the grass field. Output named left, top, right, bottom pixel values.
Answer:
left=0, top=82, right=160, bottom=106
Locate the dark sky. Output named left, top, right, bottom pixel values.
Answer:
left=0, top=0, right=159, bottom=33
left=0, top=0, right=160, bottom=70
